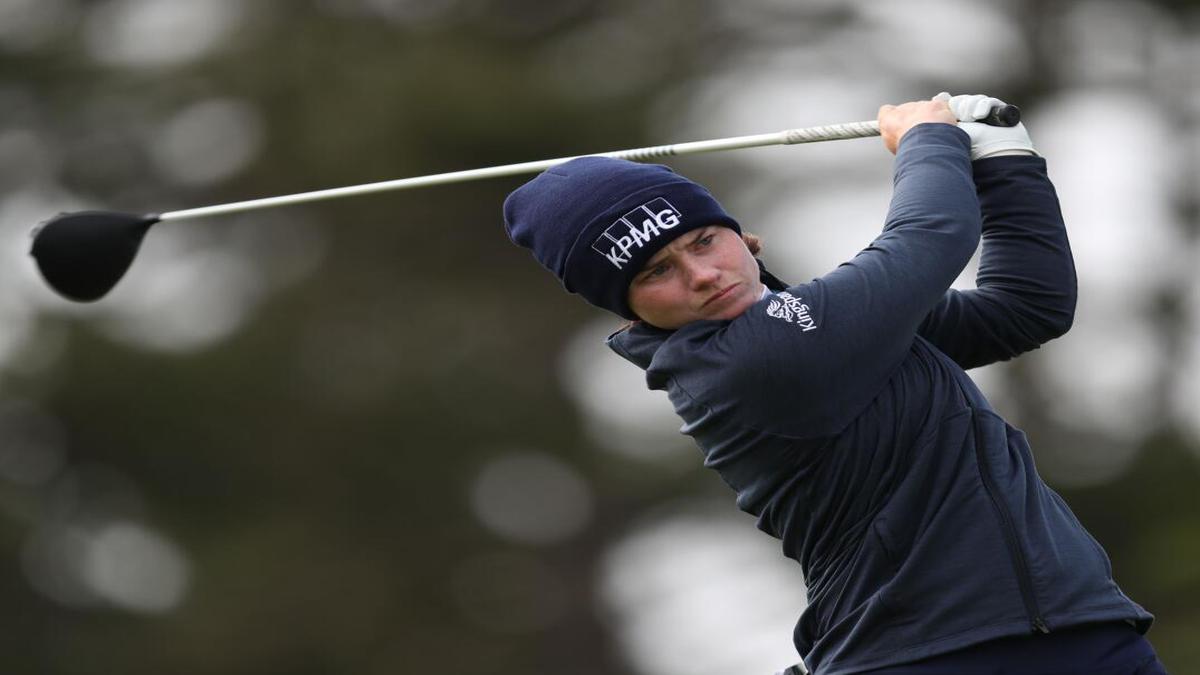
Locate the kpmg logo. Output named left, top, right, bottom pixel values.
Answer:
left=591, top=198, right=682, bottom=269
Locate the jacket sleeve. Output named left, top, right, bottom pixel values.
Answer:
left=655, top=124, right=981, bottom=438
left=915, top=156, right=1077, bottom=370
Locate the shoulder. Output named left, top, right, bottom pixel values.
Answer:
left=654, top=288, right=827, bottom=375
left=645, top=290, right=842, bottom=430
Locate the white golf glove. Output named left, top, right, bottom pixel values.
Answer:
left=934, top=92, right=1036, bottom=160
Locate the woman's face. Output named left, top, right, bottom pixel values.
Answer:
left=627, top=225, right=764, bottom=329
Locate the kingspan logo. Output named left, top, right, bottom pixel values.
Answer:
left=591, top=198, right=683, bottom=270
left=766, top=292, right=818, bottom=332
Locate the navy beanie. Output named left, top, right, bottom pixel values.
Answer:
left=503, top=157, right=740, bottom=319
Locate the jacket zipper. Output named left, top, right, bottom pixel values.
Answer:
left=971, top=410, right=1050, bottom=634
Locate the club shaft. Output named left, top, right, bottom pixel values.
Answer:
left=157, top=120, right=881, bottom=222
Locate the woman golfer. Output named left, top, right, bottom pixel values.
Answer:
left=503, top=95, right=1164, bottom=674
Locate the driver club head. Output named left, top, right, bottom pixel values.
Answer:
left=29, top=210, right=161, bottom=302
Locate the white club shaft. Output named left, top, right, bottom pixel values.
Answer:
left=158, top=120, right=881, bottom=222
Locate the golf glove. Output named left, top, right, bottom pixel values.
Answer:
left=934, top=92, right=1036, bottom=160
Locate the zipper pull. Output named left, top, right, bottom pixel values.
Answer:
left=1032, top=617, right=1050, bottom=634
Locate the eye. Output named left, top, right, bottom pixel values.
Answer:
left=638, top=261, right=670, bottom=283
left=697, top=233, right=715, bottom=246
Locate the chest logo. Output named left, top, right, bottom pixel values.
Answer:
left=766, top=292, right=818, bottom=332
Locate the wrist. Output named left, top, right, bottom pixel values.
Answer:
left=898, top=122, right=971, bottom=153
left=976, top=148, right=1037, bottom=159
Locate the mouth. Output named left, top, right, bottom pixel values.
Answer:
left=702, top=283, right=739, bottom=308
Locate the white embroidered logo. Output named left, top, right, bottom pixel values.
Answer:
left=766, top=292, right=817, bottom=332
left=590, top=198, right=682, bottom=270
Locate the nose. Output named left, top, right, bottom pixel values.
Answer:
left=683, top=258, right=720, bottom=290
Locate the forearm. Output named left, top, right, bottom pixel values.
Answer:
left=873, top=123, right=983, bottom=316
left=974, top=155, right=1076, bottom=338
left=917, top=155, right=1076, bottom=368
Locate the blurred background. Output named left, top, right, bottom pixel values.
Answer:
left=0, top=0, right=1197, bottom=673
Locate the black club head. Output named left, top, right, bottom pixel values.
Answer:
left=29, top=210, right=161, bottom=302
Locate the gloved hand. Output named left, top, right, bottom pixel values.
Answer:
left=933, top=92, right=1036, bottom=160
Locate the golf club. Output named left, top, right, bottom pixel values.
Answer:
left=28, top=104, right=1019, bottom=302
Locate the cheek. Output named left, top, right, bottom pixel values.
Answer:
left=632, top=282, right=678, bottom=308
left=727, top=246, right=759, bottom=278
left=745, top=251, right=761, bottom=278
left=629, top=280, right=691, bottom=322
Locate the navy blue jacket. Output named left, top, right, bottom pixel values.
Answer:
left=607, top=125, right=1153, bottom=675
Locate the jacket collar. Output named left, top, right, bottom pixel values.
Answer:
left=606, top=321, right=671, bottom=370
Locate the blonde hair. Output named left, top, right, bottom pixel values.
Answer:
left=742, top=232, right=762, bottom=256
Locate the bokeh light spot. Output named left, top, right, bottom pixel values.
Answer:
left=599, top=501, right=805, bottom=675
left=469, top=450, right=593, bottom=545
left=84, top=0, right=240, bottom=68
left=81, top=521, right=191, bottom=613
left=151, top=98, right=264, bottom=187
